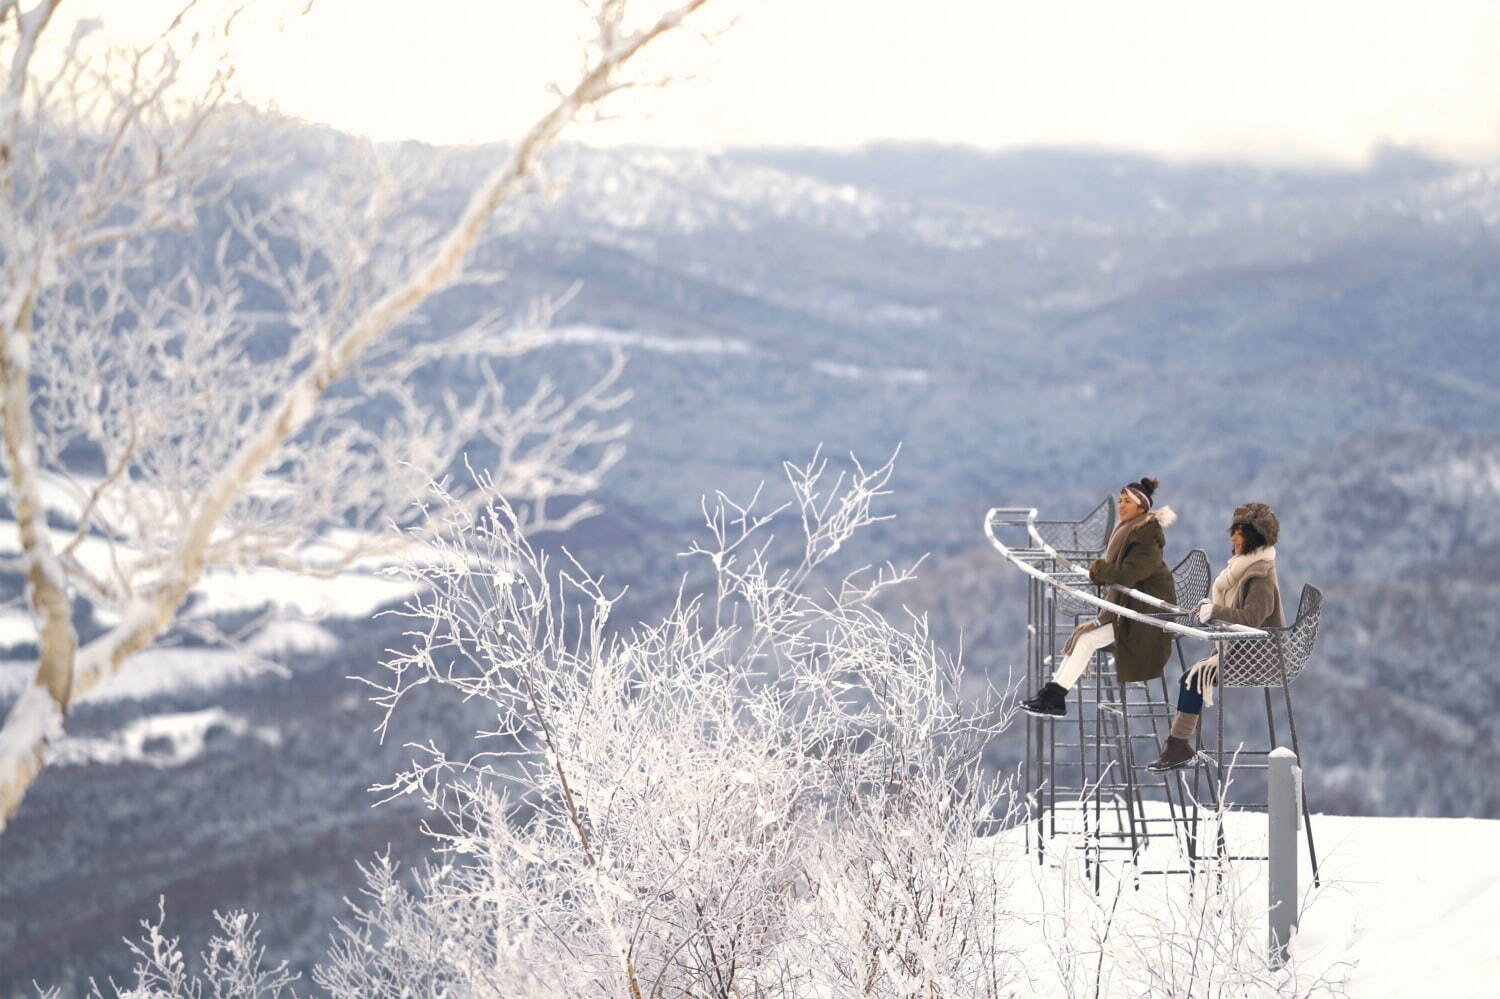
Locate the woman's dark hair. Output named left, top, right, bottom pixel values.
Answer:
left=1127, top=476, right=1159, bottom=499
left=1229, top=521, right=1267, bottom=553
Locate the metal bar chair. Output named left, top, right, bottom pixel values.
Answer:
left=1084, top=549, right=1212, bottom=873
left=1017, top=499, right=1114, bottom=866
left=1200, top=583, right=1324, bottom=884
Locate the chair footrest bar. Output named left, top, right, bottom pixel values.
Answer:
left=1198, top=749, right=1275, bottom=756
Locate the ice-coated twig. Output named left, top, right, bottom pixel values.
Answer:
left=323, top=451, right=1019, bottom=996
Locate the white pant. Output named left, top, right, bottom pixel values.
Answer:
left=1053, top=623, right=1116, bottom=689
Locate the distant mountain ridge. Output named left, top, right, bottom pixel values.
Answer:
left=732, top=142, right=1462, bottom=223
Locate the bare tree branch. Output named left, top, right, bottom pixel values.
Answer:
left=0, top=0, right=720, bottom=835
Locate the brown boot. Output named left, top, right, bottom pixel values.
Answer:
left=1147, top=736, right=1198, bottom=772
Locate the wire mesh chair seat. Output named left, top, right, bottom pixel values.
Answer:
left=1219, top=584, right=1322, bottom=688
left=1055, top=579, right=1100, bottom=618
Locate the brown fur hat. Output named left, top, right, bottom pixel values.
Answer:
left=1231, top=502, right=1279, bottom=547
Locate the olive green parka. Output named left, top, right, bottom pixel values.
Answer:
left=1088, top=512, right=1178, bottom=683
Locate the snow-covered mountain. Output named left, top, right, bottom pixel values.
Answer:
left=4, top=131, right=1499, bottom=986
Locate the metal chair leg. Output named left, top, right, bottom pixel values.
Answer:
left=1105, top=677, right=1144, bottom=862
left=1214, top=680, right=1228, bottom=871
left=1155, top=648, right=1188, bottom=835
left=1186, top=668, right=1208, bottom=874
left=1088, top=649, right=1103, bottom=891
left=1035, top=581, right=1048, bottom=862
left=1276, top=641, right=1320, bottom=887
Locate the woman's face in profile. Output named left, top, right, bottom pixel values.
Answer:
left=1231, top=526, right=1246, bottom=556
left=1117, top=493, right=1143, bottom=520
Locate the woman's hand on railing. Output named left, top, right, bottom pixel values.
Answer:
left=1193, top=599, right=1215, bottom=624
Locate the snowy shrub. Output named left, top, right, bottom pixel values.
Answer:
left=35, top=902, right=297, bottom=999
left=313, top=451, right=1020, bottom=997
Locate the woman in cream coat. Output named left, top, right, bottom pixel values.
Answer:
left=1148, top=502, right=1283, bottom=772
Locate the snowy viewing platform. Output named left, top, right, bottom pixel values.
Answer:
left=998, top=808, right=1500, bottom=997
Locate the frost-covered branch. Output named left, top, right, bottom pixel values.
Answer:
left=34, top=899, right=300, bottom=999
left=0, top=0, right=721, bottom=834
left=321, top=454, right=1018, bottom=996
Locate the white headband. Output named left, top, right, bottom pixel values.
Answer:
left=1122, top=485, right=1152, bottom=510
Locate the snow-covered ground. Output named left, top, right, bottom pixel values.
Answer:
left=1293, top=814, right=1500, bottom=998
left=998, top=808, right=1500, bottom=998
left=0, top=469, right=425, bottom=706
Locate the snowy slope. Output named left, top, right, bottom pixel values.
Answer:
left=1296, top=815, right=1500, bottom=998
left=0, top=472, right=426, bottom=672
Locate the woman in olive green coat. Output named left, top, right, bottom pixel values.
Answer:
left=1022, top=477, right=1178, bottom=718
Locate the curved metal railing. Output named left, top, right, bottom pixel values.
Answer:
left=983, top=506, right=1269, bottom=642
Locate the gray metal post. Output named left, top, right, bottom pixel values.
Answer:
left=1268, top=747, right=1300, bottom=968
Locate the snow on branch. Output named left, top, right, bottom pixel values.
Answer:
left=0, top=0, right=722, bottom=835
left=34, top=898, right=299, bottom=999
left=325, top=454, right=1020, bottom=996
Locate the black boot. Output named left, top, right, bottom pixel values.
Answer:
left=1021, top=681, right=1068, bottom=718
left=1147, top=736, right=1198, bottom=772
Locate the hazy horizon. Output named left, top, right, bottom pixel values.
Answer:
left=61, top=0, right=1500, bottom=169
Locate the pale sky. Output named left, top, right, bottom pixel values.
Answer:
left=66, top=0, right=1500, bottom=164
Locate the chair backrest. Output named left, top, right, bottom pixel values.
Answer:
left=1036, top=498, right=1113, bottom=617
left=1034, top=498, right=1113, bottom=558
left=1171, top=549, right=1212, bottom=607
left=1220, top=583, right=1323, bottom=688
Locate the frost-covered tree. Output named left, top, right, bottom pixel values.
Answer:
left=313, top=453, right=1020, bottom=997
left=0, top=0, right=718, bottom=833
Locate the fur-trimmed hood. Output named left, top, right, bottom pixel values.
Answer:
left=1152, top=505, right=1178, bottom=529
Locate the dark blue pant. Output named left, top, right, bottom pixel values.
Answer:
left=1176, top=671, right=1204, bottom=715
